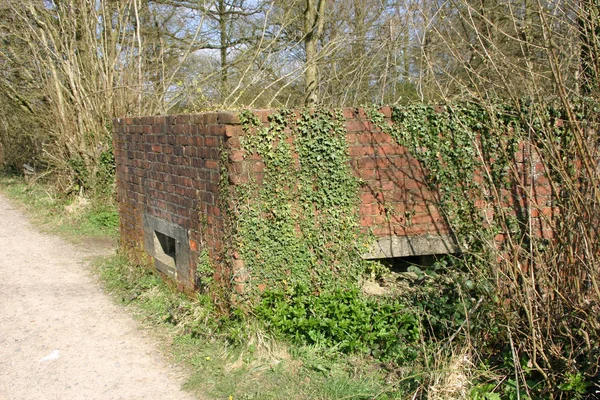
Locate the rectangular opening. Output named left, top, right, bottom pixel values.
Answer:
left=154, top=231, right=177, bottom=271
left=143, top=214, right=191, bottom=282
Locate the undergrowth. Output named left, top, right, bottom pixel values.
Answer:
left=257, top=284, right=420, bottom=361
left=368, top=102, right=600, bottom=399
left=0, top=172, right=119, bottom=241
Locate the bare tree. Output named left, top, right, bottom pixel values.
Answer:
left=303, top=0, right=326, bottom=104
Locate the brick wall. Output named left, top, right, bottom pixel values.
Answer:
left=345, top=108, right=449, bottom=237
left=113, top=113, right=237, bottom=290
left=113, top=107, right=555, bottom=291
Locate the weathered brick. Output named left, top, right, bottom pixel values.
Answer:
left=205, top=136, right=219, bottom=147
left=225, top=125, right=243, bottom=138
left=348, top=146, right=375, bottom=157
left=205, top=160, right=219, bottom=169
left=217, top=112, right=240, bottom=124
left=379, top=106, right=392, bottom=119
left=341, top=108, right=357, bottom=119
left=255, top=110, right=273, bottom=123
left=229, top=150, right=245, bottom=162
left=346, top=120, right=374, bottom=133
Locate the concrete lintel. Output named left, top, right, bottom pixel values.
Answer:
left=363, top=234, right=460, bottom=259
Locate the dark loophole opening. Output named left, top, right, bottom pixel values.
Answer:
left=155, top=231, right=176, bottom=263
left=379, top=255, right=440, bottom=273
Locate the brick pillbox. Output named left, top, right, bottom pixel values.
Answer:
left=113, top=108, right=554, bottom=292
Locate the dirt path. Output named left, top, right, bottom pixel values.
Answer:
left=0, top=193, right=200, bottom=400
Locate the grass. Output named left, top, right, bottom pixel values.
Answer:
left=0, top=173, right=119, bottom=243
left=0, top=172, right=410, bottom=400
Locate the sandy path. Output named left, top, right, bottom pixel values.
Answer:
left=0, top=193, right=200, bottom=400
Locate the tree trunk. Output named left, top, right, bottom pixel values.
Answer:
left=304, top=0, right=326, bottom=105
left=219, top=0, right=228, bottom=101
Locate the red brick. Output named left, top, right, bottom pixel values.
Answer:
left=224, top=136, right=241, bottom=150
left=190, top=114, right=203, bottom=124
left=225, top=125, right=242, bottom=138
left=354, top=108, right=368, bottom=119
left=379, top=106, right=392, bottom=119
left=205, top=160, right=219, bottom=169
left=206, top=148, right=220, bottom=159
left=255, top=110, right=273, bottom=123
left=204, top=113, right=218, bottom=124
left=371, top=227, right=391, bottom=236
left=346, top=120, right=373, bottom=133
left=349, top=146, right=375, bottom=156
left=360, top=192, right=377, bottom=204
left=175, top=114, right=190, bottom=124
left=360, top=216, right=373, bottom=227
left=341, top=108, right=357, bottom=119
left=377, top=143, right=403, bottom=155
left=218, top=112, right=240, bottom=124
left=404, top=179, right=427, bottom=190
left=229, top=150, right=245, bottom=162
left=205, top=136, right=219, bottom=147
left=357, top=169, right=380, bottom=180
left=356, top=158, right=378, bottom=170
left=379, top=180, right=396, bottom=191
left=533, top=183, right=553, bottom=196
left=345, top=133, right=360, bottom=145
left=208, top=205, right=221, bottom=217
left=359, top=204, right=373, bottom=216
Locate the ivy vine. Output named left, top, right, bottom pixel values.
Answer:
left=233, top=108, right=370, bottom=300
left=367, top=103, right=530, bottom=251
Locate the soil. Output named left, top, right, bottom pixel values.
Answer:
left=0, top=193, right=200, bottom=400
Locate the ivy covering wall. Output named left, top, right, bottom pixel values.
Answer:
left=229, top=109, right=369, bottom=298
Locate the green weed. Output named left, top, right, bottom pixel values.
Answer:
left=0, top=173, right=118, bottom=241
left=257, top=284, right=420, bottom=363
